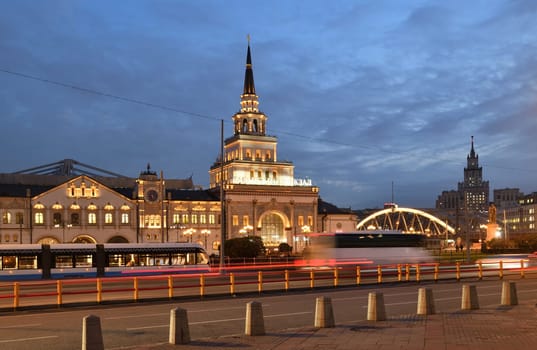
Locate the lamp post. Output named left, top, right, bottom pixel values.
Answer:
left=201, top=229, right=211, bottom=249
left=183, top=228, right=195, bottom=242
left=240, top=225, right=253, bottom=237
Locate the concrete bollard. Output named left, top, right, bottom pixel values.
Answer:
left=461, top=285, right=479, bottom=310
left=314, top=296, right=335, bottom=328
left=501, top=281, right=518, bottom=306
left=82, top=315, right=104, bottom=350
left=367, top=292, right=386, bottom=321
left=245, top=301, right=265, bottom=336
left=417, top=288, right=435, bottom=315
left=169, top=307, right=190, bottom=345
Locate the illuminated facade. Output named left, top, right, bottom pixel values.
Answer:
left=0, top=42, right=321, bottom=254
left=209, top=42, right=319, bottom=251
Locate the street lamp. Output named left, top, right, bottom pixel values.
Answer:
left=240, top=225, right=253, bottom=236
left=201, top=229, right=211, bottom=249
left=183, top=228, right=196, bottom=242
left=54, top=222, right=72, bottom=243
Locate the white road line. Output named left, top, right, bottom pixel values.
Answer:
left=0, top=323, right=41, bottom=329
left=126, top=311, right=312, bottom=331
left=107, top=306, right=250, bottom=320
left=0, top=336, right=58, bottom=344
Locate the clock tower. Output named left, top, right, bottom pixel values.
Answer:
left=135, top=164, right=166, bottom=242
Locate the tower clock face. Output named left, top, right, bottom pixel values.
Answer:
left=146, top=189, right=159, bottom=202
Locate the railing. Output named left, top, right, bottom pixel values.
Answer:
left=0, top=259, right=534, bottom=311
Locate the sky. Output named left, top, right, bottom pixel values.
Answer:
left=2, top=0, right=537, bottom=210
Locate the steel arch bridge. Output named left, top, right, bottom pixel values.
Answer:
left=357, top=206, right=455, bottom=236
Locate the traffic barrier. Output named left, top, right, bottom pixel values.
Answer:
left=461, top=284, right=479, bottom=310
left=377, top=265, right=382, bottom=283
left=245, top=301, right=265, bottom=336
left=257, top=271, right=263, bottom=293
left=367, top=292, right=386, bottom=321
left=417, top=288, right=435, bottom=315
left=501, top=281, right=518, bottom=306
left=167, top=275, right=174, bottom=299
left=169, top=307, right=190, bottom=344
left=82, top=314, right=104, bottom=350
left=314, top=296, right=335, bottom=328
left=1, top=259, right=532, bottom=311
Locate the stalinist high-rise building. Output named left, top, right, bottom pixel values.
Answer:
left=209, top=42, right=319, bottom=252
left=436, top=136, right=489, bottom=213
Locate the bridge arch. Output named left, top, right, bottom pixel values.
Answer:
left=357, top=206, right=455, bottom=236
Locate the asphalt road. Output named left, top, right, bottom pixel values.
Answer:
left=1, top=276, right=537, bottom=349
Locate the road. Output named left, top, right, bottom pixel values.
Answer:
left=1, top=276, right=537, bottom=349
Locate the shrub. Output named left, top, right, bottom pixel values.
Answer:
left=224, top=236, right=265, bottom=258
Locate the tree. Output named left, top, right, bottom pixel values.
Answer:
left=224, top=236, right=265, bottom=258
left=278, top=242, right=292, bottom=256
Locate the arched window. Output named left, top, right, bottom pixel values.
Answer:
left=253, top=119, right=258, bottom=132
left=242, top=119, right=248, bottom=132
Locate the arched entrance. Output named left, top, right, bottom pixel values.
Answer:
left=37, top=237, right=59, bottom=244
left=258, top=211, right=288, bottom=249
left=107, top=236, right=129, bottom=243
left=72, top=235, right=96, bottom=244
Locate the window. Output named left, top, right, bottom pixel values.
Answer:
left=53, top=213, right=62, bottom=225
left=307, top=216, right=313, bottom=226
left=173, top=214, right=180, bottom=224
left=2, top=212, right=11, bottom=224
left=35, top=212, right=44, bottom=225
left=191, top=214, right=197, bottom=224
left=15, top=213, right=23, bottom=225
left=200, top=214, right=206, bottom=224
left=105, top=213, right=113, bottom=224
left=71, top=213, right=80, bottom=225
left=209, top=214, right=216, bottom=224
left=88, top=213, right=97, bottom=225
left=121, top=213, right=129, bottom=224
left=243, top=215, right=249, bottom=226
left=232, top=215, right=239, bottom=226
left=181, top=214, right=189, bottom=224
left=298, top=216, right=304, bottom=226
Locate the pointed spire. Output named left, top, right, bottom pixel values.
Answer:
left=469, top=136, right=476, bottom=158
left=239, top=36, right=260, bottom=114
left=243, top=36, right=256, bottom=95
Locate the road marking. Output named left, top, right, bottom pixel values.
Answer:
left=0, top=323, right=41, bottom=329
left=126, top=311, right=312, bottom=331
left=0, top=336, right=58, bottom=344
left=265, top=311, right=312, bottom=318
left=106, top=313, right=166, bottom=320
left=107, top=306, right=250, bottom=320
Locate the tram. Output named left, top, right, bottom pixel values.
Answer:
left=0, top=243, right=210, bottom=280
left=300, top=231, right=433, bottom=267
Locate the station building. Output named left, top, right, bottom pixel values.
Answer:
left=0, top=43, right=358, bottom=254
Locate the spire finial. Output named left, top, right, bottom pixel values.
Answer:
left=247, top=33, right=251, bottom=44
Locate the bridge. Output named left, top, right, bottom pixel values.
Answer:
left=356, top=205, right=455, bottom=236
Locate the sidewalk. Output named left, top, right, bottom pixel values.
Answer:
left=120, top=302, right=537, bottom=350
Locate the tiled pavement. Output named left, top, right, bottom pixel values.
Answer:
left=118, top=302, right=537, bottom=350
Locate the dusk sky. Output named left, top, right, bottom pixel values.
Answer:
left=2, top=1, right=537, bottom=209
